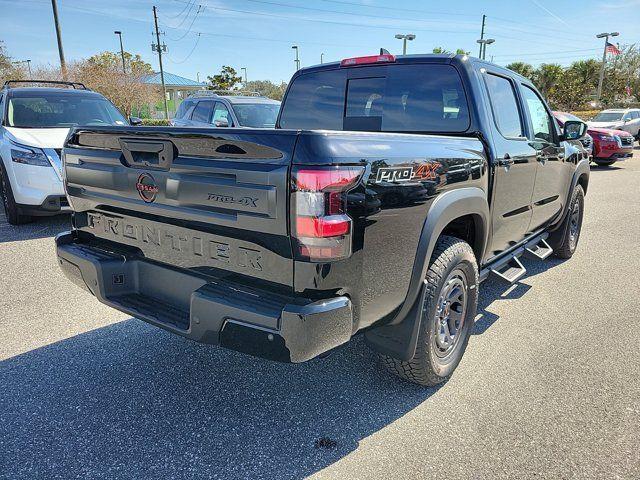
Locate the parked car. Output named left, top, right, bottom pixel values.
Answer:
left=555, top=111, right=633, bottom=167
left=553, top=112, right=593, bottom=158
left=170, top=92, right=281, bottom=129
left=589, top=108, right=640, bottom=141
left=0, top=80, right=137, bottom=225
left=57, top=54, right=589, bottom=386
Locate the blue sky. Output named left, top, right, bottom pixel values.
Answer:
left=2, top=0, right=640, bottom=84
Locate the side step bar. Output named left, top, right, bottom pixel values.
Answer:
left=490, top=256, right=526, bottom=284
left=480, top=232, right=554, bottom=284
left=525, top=238, right=553, bottom=260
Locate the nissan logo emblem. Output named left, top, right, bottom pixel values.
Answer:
left=135, top=173, right=159, bottom=203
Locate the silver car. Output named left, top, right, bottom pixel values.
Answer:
left=589, top=108, right=640, bottom=140
left=170, top=92, right=281, bottom=129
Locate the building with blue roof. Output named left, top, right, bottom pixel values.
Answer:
left=140, top=71, right=205, bottom=118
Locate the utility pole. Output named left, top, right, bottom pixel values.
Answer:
left=114, top=31, right=126, bottom=73
left=596, top=31, right=620, bottom=104
left=478, top=14, right=486, bottom=58
left=292, top=45, right=300, bottom=71
left=152, top=6, right=169, bottom=120
left=50, top=0, right=67, bottom=79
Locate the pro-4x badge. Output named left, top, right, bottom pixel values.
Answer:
left=375, top=163, right=440, bottom=183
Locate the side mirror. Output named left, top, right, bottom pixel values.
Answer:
left=562, top=120, right=587, bottom=141
left=214, top=118, right=229, bottom=127
left=129, top=116, right=143, bottom=126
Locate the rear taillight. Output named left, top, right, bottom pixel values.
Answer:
left=292, top=166, right=363, bottom=261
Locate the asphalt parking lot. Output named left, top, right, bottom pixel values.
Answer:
left=1, top=151, right=639, bottom=480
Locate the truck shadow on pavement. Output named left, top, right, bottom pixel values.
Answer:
left=473, top=254, right=565, bottom=335
left=0, top=211, right=71, bottom=243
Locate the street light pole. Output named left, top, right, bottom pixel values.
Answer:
left=292, top=45, right=300, bottom=71
left=395, top=33, right=416, bottom=55
left=320, top=53, right=324, bottom=64
left=478, top=14, right=486, bottom=58
left=476, top=38, right=495, bottom=60
left=596, top=31, right=620, bottom=104
left=114, top=31, right=126, bottom=74
left=50, top=0, right=67, bottom=79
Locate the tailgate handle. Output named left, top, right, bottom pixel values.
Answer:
left=119, top=138, right=175, bottom=170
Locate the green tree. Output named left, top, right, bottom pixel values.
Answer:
left=244, top=80, right=288, bottom=100
left=506, top=62, right=535, bottom=80
left=532, top=63, right=564, bottom=102
left=86, top=51, right=153, bottom=76
left=432, top=47, right=470, bottom=55
left=601, top=44, right=640, bottom=105
left=207, top=66, right=242, bottom=91
left=74, top=51, right=157, bottom=116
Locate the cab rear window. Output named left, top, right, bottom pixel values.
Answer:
left=279, top=64, right=470, bottom=133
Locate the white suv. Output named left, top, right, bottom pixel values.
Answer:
left=589, top=108, right=640, bottom=141
left=0, top=81, right=131, bottom=224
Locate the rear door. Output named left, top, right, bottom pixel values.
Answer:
left=481, top=70, right=537, bottom=257
left=63, top=127, right=297, bottom=287
left=519, top=83, right=569, bottom=231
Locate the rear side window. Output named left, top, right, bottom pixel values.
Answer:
left=191, top=100, right=213, bottom=123
left=175, top=100, right=194, bottom=119
left=521, top=85, right=554, bottom=143
left=279, top=70, right=345, bottom=130
left=212, top=102, right=232, bottom=125
left=484, top=73, right=523, bottom=138
left=279, top=64, right=470, bottom=133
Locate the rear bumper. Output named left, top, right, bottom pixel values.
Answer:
left=55, top=231, right=353, bottom=363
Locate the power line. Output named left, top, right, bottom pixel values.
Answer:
left=182, top=3, right=480, bottom=36
left=239, top=0, right=477, bottom=27
left=168, top=4, right=204, bottom=41
left=168, top=33, right=201, bottom=64
left=492, top=48, right=600, bottom=58
left=169, top=0, right=196, bottom=30
left=319, top=0, right=475, bottom=18
left=165, top=0, right=195, bottom=20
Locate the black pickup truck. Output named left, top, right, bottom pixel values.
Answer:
left=56, top=54, right=590, bottom=386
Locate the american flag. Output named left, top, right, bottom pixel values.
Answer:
left=605, top=42, right=621, bottom=56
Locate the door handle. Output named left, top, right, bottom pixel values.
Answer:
left=498, top=154, right=514, bottom=167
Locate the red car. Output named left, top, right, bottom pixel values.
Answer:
left=555, top=111, right=634, bottom=167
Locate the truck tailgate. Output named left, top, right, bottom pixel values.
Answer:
left=63, top=127, right=297, bottom=287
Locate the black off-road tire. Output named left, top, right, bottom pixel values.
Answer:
left=0, top=163, right=32, bottom=225
left=549, top=184, right=584, bottom=259
left=379, top=235, right=479, bottom=386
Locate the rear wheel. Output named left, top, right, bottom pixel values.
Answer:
left=379, top=235, right=478, bottom=386
left=549, top=184, right=584, bottom=259
left=0, top=163, right=32, bottom=225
